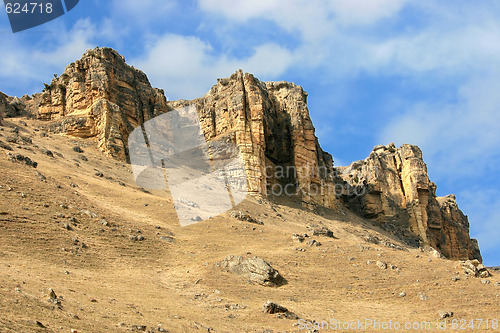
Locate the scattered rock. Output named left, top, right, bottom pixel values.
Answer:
left=419, top=293, right=428, bottom=301
left=262, top=301, right=288, bottom=314
left=129, top=235, right=145, bottom=241
left=82, top=210, right=98, bottom=218
left=306, top=239, right=321, bottom=247
left=0, top=140, right=12, bottom=151
left=230, top=211, right=263, bottom=225
left=99, top=219, right=109, bottom=226
left=376, top=261, right=388, bottom=270
left=312, top=226, right=335, bottom=238
left=460, top=260, right=491, bottom=278
left=41, top=148, right=54, bottom=157
left=129, top=325, right=147, bottom=331
left=220, top=255, right=284, bottom=287
left=36, top=171, right=46, bottom=181
left=481, top=279, right=490, bottom=285
left=159, top=236, right=175, bottom=243
left=48, top=288, right=60, bottom=305
left=292, top=233, right=306, bottom=242
left=7, top=153, right=37, bottom=168
left=399, top=292, right=406, bottom=297
left=439, top=311, right=453, bottom=319
left=73, top=146, right=84, bottom=153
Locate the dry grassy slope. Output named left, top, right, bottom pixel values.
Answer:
left=0, top=117, right=498, bottom=333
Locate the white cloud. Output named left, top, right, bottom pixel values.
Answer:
left=130, top=34, right=296, bottom=99
left=326, top=0, right=408, bottom=25
left=379, top=73, right=500, bottom=176
left=0, top=19, right=97, bottom=95
left=198, top=0, right=407, bottom=34
left=111, top=0, right=176, bottom=23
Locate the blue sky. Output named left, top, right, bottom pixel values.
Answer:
left=0, top=0, right=499, bottom=266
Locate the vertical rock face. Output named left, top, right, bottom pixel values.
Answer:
left=0, top=93, right=6, bottom=125
left=176, top=70, right=335, bottom=207
left=0, top=92, right=24, bottom=121
left=31, top=47, right=168, bottom=160
left=337, top=143, right=481, bottom=261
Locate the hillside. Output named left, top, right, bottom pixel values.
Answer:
left=0, top=48, right=498, bottom=332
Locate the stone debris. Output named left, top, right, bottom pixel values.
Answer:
left=220, top=255, right=284, bottom=287
left=292, top=233, right=307, bottom=243
left=312, top=226, right=335, bottom=238
left=41, top=148, right=54, bottom=157
left=129, top=235, right=145, bottom=242
left=376, top=261, right=388, bottom=270
left=35, top=171, right=46, bottom=181
left=82, top=210, right=98, bottom=218
left=0, top=140, right=13, bottom=151
left=262, top=301, right=288, bottom=314
left=230, top=211, right=264, bottom=225
left=7, top=153, right=37, bottom=168
left=159, top=236, right=175, bottom=243
left=460, top=259, right=491, bottom=278
left=439, top=311, right=453, bottom=319
left=262, top=301, right=298, bottom=319
left=306, top=239, right=321, bottom=247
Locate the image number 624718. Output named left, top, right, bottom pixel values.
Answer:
left=3, top=0, right=80, bottom=33
left=5, top=2, right=53, bottom=14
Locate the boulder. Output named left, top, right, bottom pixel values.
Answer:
left=220, top=255, right=284, bottom=287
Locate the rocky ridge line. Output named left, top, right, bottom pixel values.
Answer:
left=0, top=47, right=482, bottom=262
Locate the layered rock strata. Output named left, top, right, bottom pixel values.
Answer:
left=337, top=143, right=481, bottom=261
left=30, top=47, right=168, bottom=160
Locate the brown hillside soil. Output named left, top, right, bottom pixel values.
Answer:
left=0, top=117, right=499, bottom=332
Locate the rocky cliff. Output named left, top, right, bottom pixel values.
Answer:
left=185, top=71, right=335, bottom=206
left=0, top=47, right=481, bottom=261
left=337, top=143, right=481, bottom=261
left=25, top=47, right=168, bottom=160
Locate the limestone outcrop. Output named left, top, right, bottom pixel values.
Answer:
left=28, top=47, right=168, bottom=160
left=337, top=143, right=481, bottom=261
left=0, top=92, right=23, bottom=122
left=182, top=71, right=334, bottom=205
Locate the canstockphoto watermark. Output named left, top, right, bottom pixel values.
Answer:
left=128, top=105, right=248, bottom=227
left=297, top=318, right=499, bottom=331
left=263, top=164, right=366, bottom=197
left=297, top=318, right=433, bottom=331
left=266, top=179, right=365, bottom=197
left=4, top=0, right=79, bottom=33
